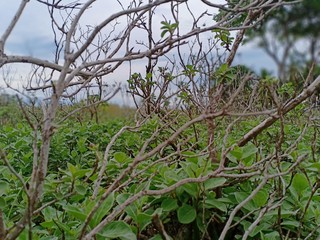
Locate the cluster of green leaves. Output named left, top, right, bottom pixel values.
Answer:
left=212, top=29, right=234, bottom=51
left=127, top=72, right=154, bottom=91
left=160, top=20, right=179, bottom=38
left=56, top=102, right=135, bottom=124
left=0, top=108, right=319, bottom=239
left=0, top=93, right=23, bottom=126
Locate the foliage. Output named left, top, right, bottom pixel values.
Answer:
left=59, top=102, right=135, bottom=124
left=213, top=30, right=234, bottom=51
left=160, top=20, right=179, bottom=38
left=0, top=93, right=22, bottom=126
left=0, top=107, right=319, bottom=239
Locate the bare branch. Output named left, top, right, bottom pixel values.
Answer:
left=238, top=75, right=320, bottom=146
left=0, top=0, right=30, bottom=54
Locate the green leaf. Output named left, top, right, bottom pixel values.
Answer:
left=234, top=192, right=256, bottom=211
left=161, top=198, right=178, bottom=212
left=67, top=163, right=77, bottom=177
left=153, top=208, right=163, bottom=216
left=281, top=220, right=300, bottom=228
left=64, top=205, right=87, bottom=222
left=218, top=63, right=228, bottom=73
left=0, top=166, right=8, bottom=176
left=180, top=162, right=196, bottom=178
left=75, top=184, right=87, bottom=195
left=228, top=144, right=257, bottom=165
left=114, top=152, right=128, bottom=163
left=292, top=173, right=309, bottom=195
left=260, top=231, right=280, bottom=240
left=41, top=220, right=55, bottom=229
left=196, top=215, right=206, bottom=233
left=240, top=181, right=252, bottom=192
left=228, top=147, right=242, bottom=162
left=177, top=204, right=196, bottom=224
left=309, top=162, right=320, bottom=172
left=221, top=35, right=228, bottom=42
left=116, top=193, right=129, bottom=204
left=0, top=197, right=6, bottom=209
left=204, top=178, right=226, bottom=190
left=74, top=169, right=90, bottom=179
left=98, top=221, right=137, bottom=240
left=117, top=193, right=138, bottom=222
left=246, top=222, right=269, bottom=237
left=234, top=192, right=247, bottom=203
left=70, top=194, right=85, bottom=203
left=182, top=151, right=198, bottom=163
left=77, top=137, right=87, bottom=153
left=137, top=213, right=153, bottom=232
left=266, top=210, right=297, bottom=218
left=42, top=206, right=57, bottom=221
left=171, top=23, right=179, bottom=28
left=205, top=199, right=227, bottom=212
left=146, top=72, right=153, bottom=80
left=253, top=189, right=268, bottom=207
left=0, top=181, right=9, bottom=196
left=164, top=170, right=180, bottom=183
left=161, top=30, right=168, bottom=38
left=242, top=144, right=258, bottom=164
left=182, top=183, right=198, bottom=198
left=149, top=235, right=164, bottom=240
left=53, top=219, right=71, bottom=234
left=92, top=193, right=115, bottom=226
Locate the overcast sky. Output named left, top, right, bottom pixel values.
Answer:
left=0, top=0, right=276, bottom=105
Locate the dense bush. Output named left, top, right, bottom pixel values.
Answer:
left=0, top=108, right=319, bottom=239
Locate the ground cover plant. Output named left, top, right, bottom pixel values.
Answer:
left=0, top=0, right=320, bottom=239
left=1, top=104, right=319, bottom=239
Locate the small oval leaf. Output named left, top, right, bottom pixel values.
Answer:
left=0, top=181, right=9, bottom=196
left=204, top=178, right=226, bottom=190
left=292, top=173, right=309, bottom=195
left=114, top=152, right=128, bottom=163
left=177, top=204, right=196, bottom=224
left=161, top=198, right=178, bottom=212
left=99, top=221, right=137, bottom=240
left=0, top=197, right=6, bottom=209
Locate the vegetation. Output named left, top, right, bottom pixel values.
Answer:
left=1, top=97, right=319, bottom=240
left=0, top=0, right=320, bottom=239
left=0, top=93, right=22, bottom=126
